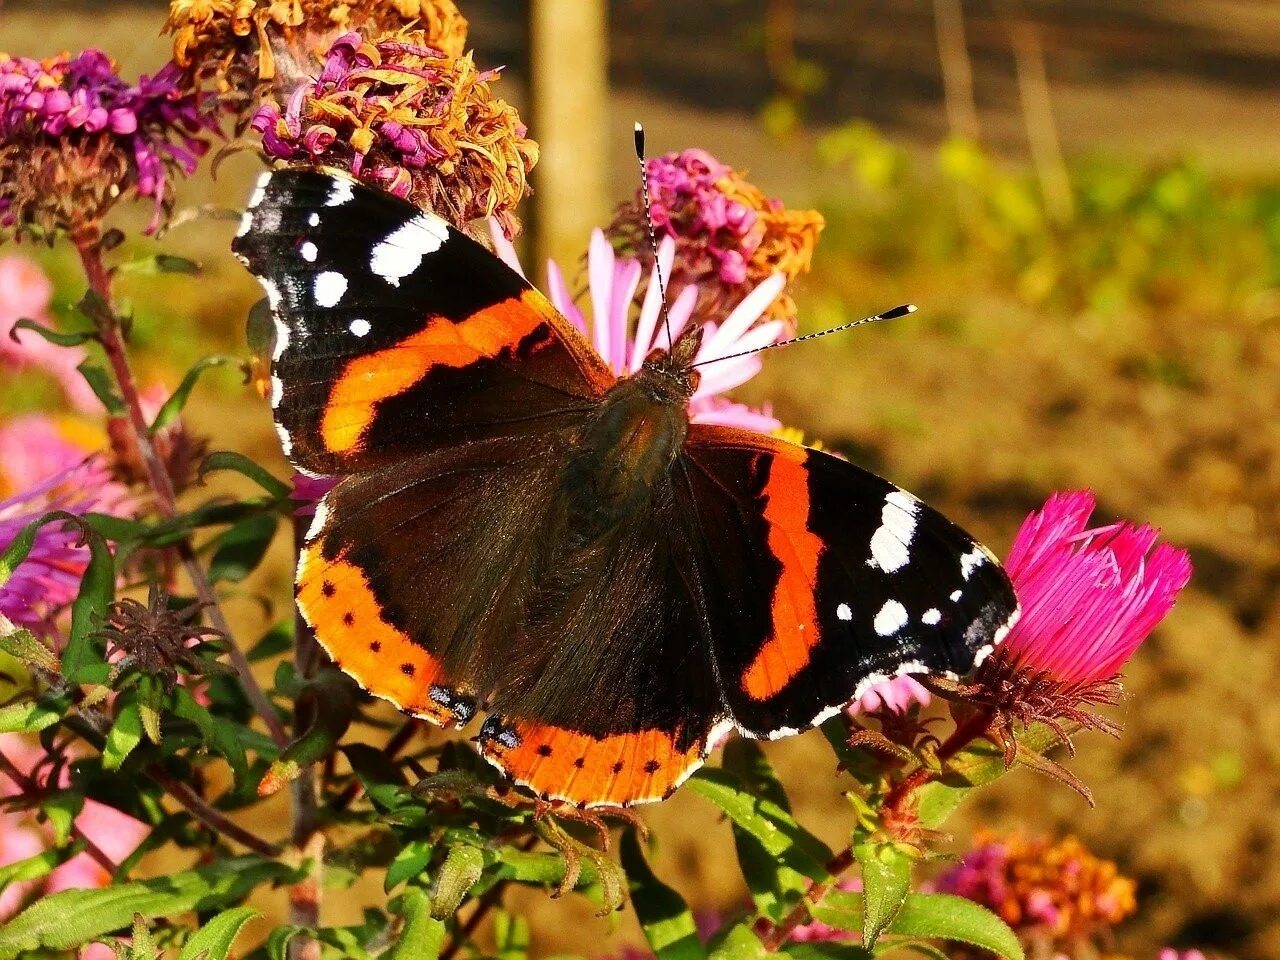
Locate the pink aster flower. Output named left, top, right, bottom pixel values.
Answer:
left=991, top=491, right=1191, bottom=690
left=489, top=222, right=786, bottom=432
left=0, top=421, right=130, bottom=640
left=850, top=674, right=932, bottom=716
left=0, top=256, right=99, bottom=414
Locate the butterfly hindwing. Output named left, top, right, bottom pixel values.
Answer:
left=232, top=168, right=614, bottom=476
left=678, top=425, right=1019, bottom=737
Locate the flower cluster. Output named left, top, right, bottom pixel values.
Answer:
left=165, top=0, right=468, bottom=103
left=252, top=31, right=537, bottom=234
left=0, top=50, right=215, bottom=240
left=608, top=148, right=824, bottom=328
left=976, top=491, right=1192, bottom=743
left=935, top=833, right=1137, bottom=951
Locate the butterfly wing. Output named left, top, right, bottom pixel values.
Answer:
left=677, top=425, right=1019, bottom=737
left=232, top=168, right=614, bottom=476
left=301, top=433, right=725, bottom=807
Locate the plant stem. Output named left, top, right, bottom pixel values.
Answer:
left=0, top=750, right=118, bottom=875
left=756, top=847, right=856, bottom=951
left=148, top=767, right=282, bottom=858
left=73, top=240, right=288, bottom=749
left=881, top=706, right=995, bottom=815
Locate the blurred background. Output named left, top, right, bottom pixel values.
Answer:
left=2, top=1, right=1279, bottom=957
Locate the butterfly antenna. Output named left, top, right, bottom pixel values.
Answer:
left=691, top=304, right=917, bottom=367
left=634, top=122, right=675, bottom=350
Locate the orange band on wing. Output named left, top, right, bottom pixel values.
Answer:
left=297, top=540, right=463, bottom=726
left=320, top=293, right=547, bottom=454
left=480, top=719, right=710, bottom=807
left=740, top=454, right=824, bottom=701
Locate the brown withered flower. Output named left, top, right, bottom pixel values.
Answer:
left=251, top=30, right=537, bottom=234
left=95, top=586, right=229, bottom=690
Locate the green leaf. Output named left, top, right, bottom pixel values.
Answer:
left=808, top=890, right=863, bottom=934
left=783, top=946, right=873, bottom=960
left=172, top=687, right=249, bottom=787
left=687, top=769, right=832, bottom=881
left=0, top=857, right=293, bottom=959
left=431, top=845, right=483, bottom=919
left=41, top=792, right=83, bottom=847
left=208, top=513, right=278, bottom=584
left=0, top=699, right=61, bottom=735
left=887, top=894, right=1023, bottom=960
left=493, top=911, right=530, bottom=960
left=387, top=889, right=444, bottom=960
left=385, top=838, right=433, bottom=892
left=198, top=451, right=291, bottom=500
left=149, top=356, right=235, bottom=434
left=819, top=717, right=879, bottom=781
left=249, top=621, right=293, bottom=663
left=103, top=696, right=144, bottom=771
left=620, top=830, right=706, bottom=960
left=855, top=844, right=911, bottom=948
left=264, top=925, right=307, bottom=960
left=722, top=741, right=810, bottom=923
left=0, top=626, right=59, bottom=673
left=0, top=849, right=62, bottom=895
left=708, top=924, right=766, bottom=960
left=9, top=317, right=96, bottom=347
left=75, top=360, right=126, bottom=415
left=177, top=906, right=259, bottom=960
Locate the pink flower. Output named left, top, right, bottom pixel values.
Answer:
left=994, top=491, right=1192, bottom=689
left=1158, top=951, right=1208, bottom=960
left=489, top=222, right=786, bottom=432
left=789, top=876, right=862, bottom=943
left=849, top=674, right=932, bottom=716
left=0, top=256, right=99, bottom=414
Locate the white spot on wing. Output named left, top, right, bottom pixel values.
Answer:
left=247, top=172, right=270, bottom=209
left=836, top=602, right=853, bottom=621
left=873, top=600, right=908, bottom=636
left=369, top=214, right=450, bottom=287
left=236, top=211, right=253, bottom=238
left=326, top=179, right=354, bottom=206
left=305, top=499, right=330, bottom=543
left=308, top=212, right=320, bottom=227
left=921, top=608, right=941, bottom=625
left=960, top=545, right=990, bottom=581
left=314, top=271, right=348, bottom=307
left=950, top=589, right=963, bottom=602
left=868, top=489, right=919, bottom=573
left=300, top=241, right=318, bottom=262
left=348, top=318, right=371, bottom=337
left=274, top=421, right=293, bottom=457
left=269, top=374, right=283, bottom=408
left=258, top=278, right=282, bottom=311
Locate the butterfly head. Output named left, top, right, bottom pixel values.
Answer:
left=638, top=324, right=702, bottom=406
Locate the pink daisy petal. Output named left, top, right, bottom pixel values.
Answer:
left=486, top=217, right=525, bottom=278
left=587, top=229, right=616, bottom=363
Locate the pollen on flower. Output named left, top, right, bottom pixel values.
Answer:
left=250, top=31, right=537, bottom=235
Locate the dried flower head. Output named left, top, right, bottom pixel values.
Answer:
left=251, top=31, right=537, bottom=234
left=0, top=51, right=215, bottom=242
left=165, top=0, right=468, bottom=116
left=94, top=586, right=228, bottom=690
left=970, top=491, right=1191, bottom=753
left=607, top=148, right=824, bottom=329
left=935, top=832, right=1137, bottom=953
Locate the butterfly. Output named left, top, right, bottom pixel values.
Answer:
left=232, top=167, right=1019, bottom=808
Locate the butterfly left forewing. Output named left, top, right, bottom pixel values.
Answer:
left=232, top=168, right=614, bottom=477
left=678, top=424, right=1018, bottom=738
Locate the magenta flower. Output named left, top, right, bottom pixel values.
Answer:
left=1158, top=951, right=1209, bottom=960
left=849, top=674, right=932, bottom=717
left=489, top=222, right=786, bottom=432
left=992, top=491, right=1192, bottom=691
left=0, top=422, right=130, bottom=640
left=0, top=50, right=215, bottom=238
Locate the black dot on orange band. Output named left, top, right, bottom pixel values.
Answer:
left=644, top=759, right=661, bottom=774
left=573, top=757, right=585, bottom=769
left=321, top=581, right=335, bottom=597
left=369, top=641, right=381, bottom=652
left=536, top=744, right=553, bottom=757
left=612, top=761, right=624, bottom=774
left=400, top=663, right=415, bottom=676
left=343, top=612, right=354, bottom=626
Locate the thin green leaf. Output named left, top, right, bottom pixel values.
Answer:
left=387, top=889, right=444, bottom=960
left=198, top=451, right=291, bottom=500
left=9, top=317, right=96, bottom=347
left=0, top=700, right=61, bottom=735
left=172, top=687, right=249, bottom=787
left=103, top=697, right=144, bottom=771
left=177, top=906, right=259, bottom=960
left=248, top=622, right=293, bottom=663
left=75, top=361, right=125, bottom=415
left=0, top=857, right=293, bottom=959
left=783, top=945, right=874, bottom=960
left=40, top=792, right=83, bottom=847
left=149, top=356, right=235, bottom=434
left=0, top=625, right=59, bottom=673
left=808, top=890, right=863, bottom=934
left=208, top=513, right=278, bottom=584
left=264, top=925, right=307, bottom=960
left=0, top=849, right=62, bottom=896
left=385, top=839, right=433, bottom=892
left=687, top=769, right=832, bottom=881
left=855, top=844, right=911, bottom=948
left=620, top=830, right=707, bottom=960
left=493, top=911, right=530, bottom=960
left=887, top=894, right=1023, bottom=960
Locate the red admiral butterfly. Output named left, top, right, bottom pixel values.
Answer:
left=232, top=166, right=1018, bottom=808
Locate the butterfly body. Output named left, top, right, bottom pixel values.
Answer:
left=234, top=168, right=1019, bottom=807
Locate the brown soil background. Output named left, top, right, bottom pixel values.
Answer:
left=1, top=2, right=1278, bottom=957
